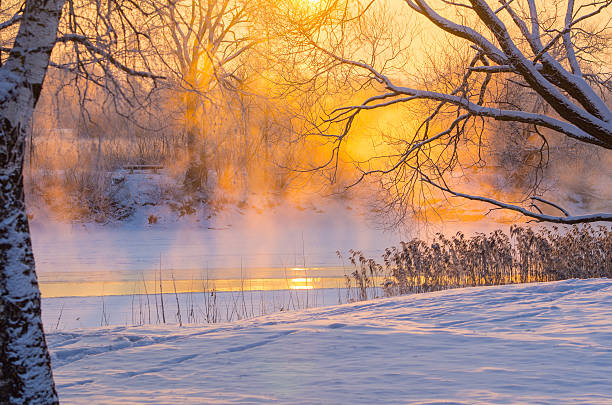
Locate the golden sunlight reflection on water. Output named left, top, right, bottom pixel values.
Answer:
left=38, top=270, right=386, bottom=298
left=289, top=277, right=315, bottom=290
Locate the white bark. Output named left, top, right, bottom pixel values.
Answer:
left=0, top=0, right=66, bottom=403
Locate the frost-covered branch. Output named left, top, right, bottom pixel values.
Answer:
left=423, top=177, right=612, bottom=224
left=530, top=196, right=570, bottom=217
left=56, top=34, right=164, bottom=80
left=299, top=0, right=612, bottom=224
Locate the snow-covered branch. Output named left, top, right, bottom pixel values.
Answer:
left=423, top=177, right=612, bottom=224
left=303, top=0, right=612, bottom=224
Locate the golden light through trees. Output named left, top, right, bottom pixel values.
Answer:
left=26, top=0, right=612, bottom=226
left=3, top=0, right=609, bottom=401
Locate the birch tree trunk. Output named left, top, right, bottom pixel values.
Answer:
left=0, top=0, right=66, bottom=402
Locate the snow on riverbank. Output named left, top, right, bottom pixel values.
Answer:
left=47, top=279, right=612, bottom=404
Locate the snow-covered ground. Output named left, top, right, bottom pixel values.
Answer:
left=48, top=279, right=612, bottom=404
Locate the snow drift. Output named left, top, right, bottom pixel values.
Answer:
left=47, top=279, right=612, bottom=404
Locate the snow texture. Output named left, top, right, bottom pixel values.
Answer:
left=47, top=279, right=612, bottom=404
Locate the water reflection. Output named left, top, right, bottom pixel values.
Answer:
left=290, top=277, right=315, bottom=290
left=38, top=268, right=383, bottom=298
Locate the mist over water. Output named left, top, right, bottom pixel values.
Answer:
left=32, top=197, right=403, bottom=298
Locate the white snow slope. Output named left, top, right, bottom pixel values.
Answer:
left=48, top=279, right=612, bottom=404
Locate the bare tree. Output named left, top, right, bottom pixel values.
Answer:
left=144, top=0, right=255, bottom=192
left=282, top=0, right=612, bottom=224
left=0, top=0, right=160, bottom=401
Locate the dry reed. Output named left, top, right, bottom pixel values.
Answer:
left=345, top=225, right=612, bottom=297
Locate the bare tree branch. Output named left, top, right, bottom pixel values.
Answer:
left=56, top=34, right=165, bottom=80
left=291, top=0, right=612, bottom=224
left=423, top=176, right=612, bottom=224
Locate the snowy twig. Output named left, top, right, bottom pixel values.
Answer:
left=422, top=176, right=612, bottom=224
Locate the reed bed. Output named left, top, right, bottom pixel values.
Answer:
left=86, top=225, right=610, bottom=329
left=346, top=225, right=612, bottom=298
left=119, top=273, right=331, bottom=328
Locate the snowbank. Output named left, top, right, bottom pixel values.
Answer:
left=47, top=279, right=612, bottom=404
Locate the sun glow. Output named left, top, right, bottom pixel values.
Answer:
left=286, top=0, right=326, bottom=15
left=290, top=277, right=315, bottom=290
left=302, top=0, right=322, bottom=10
